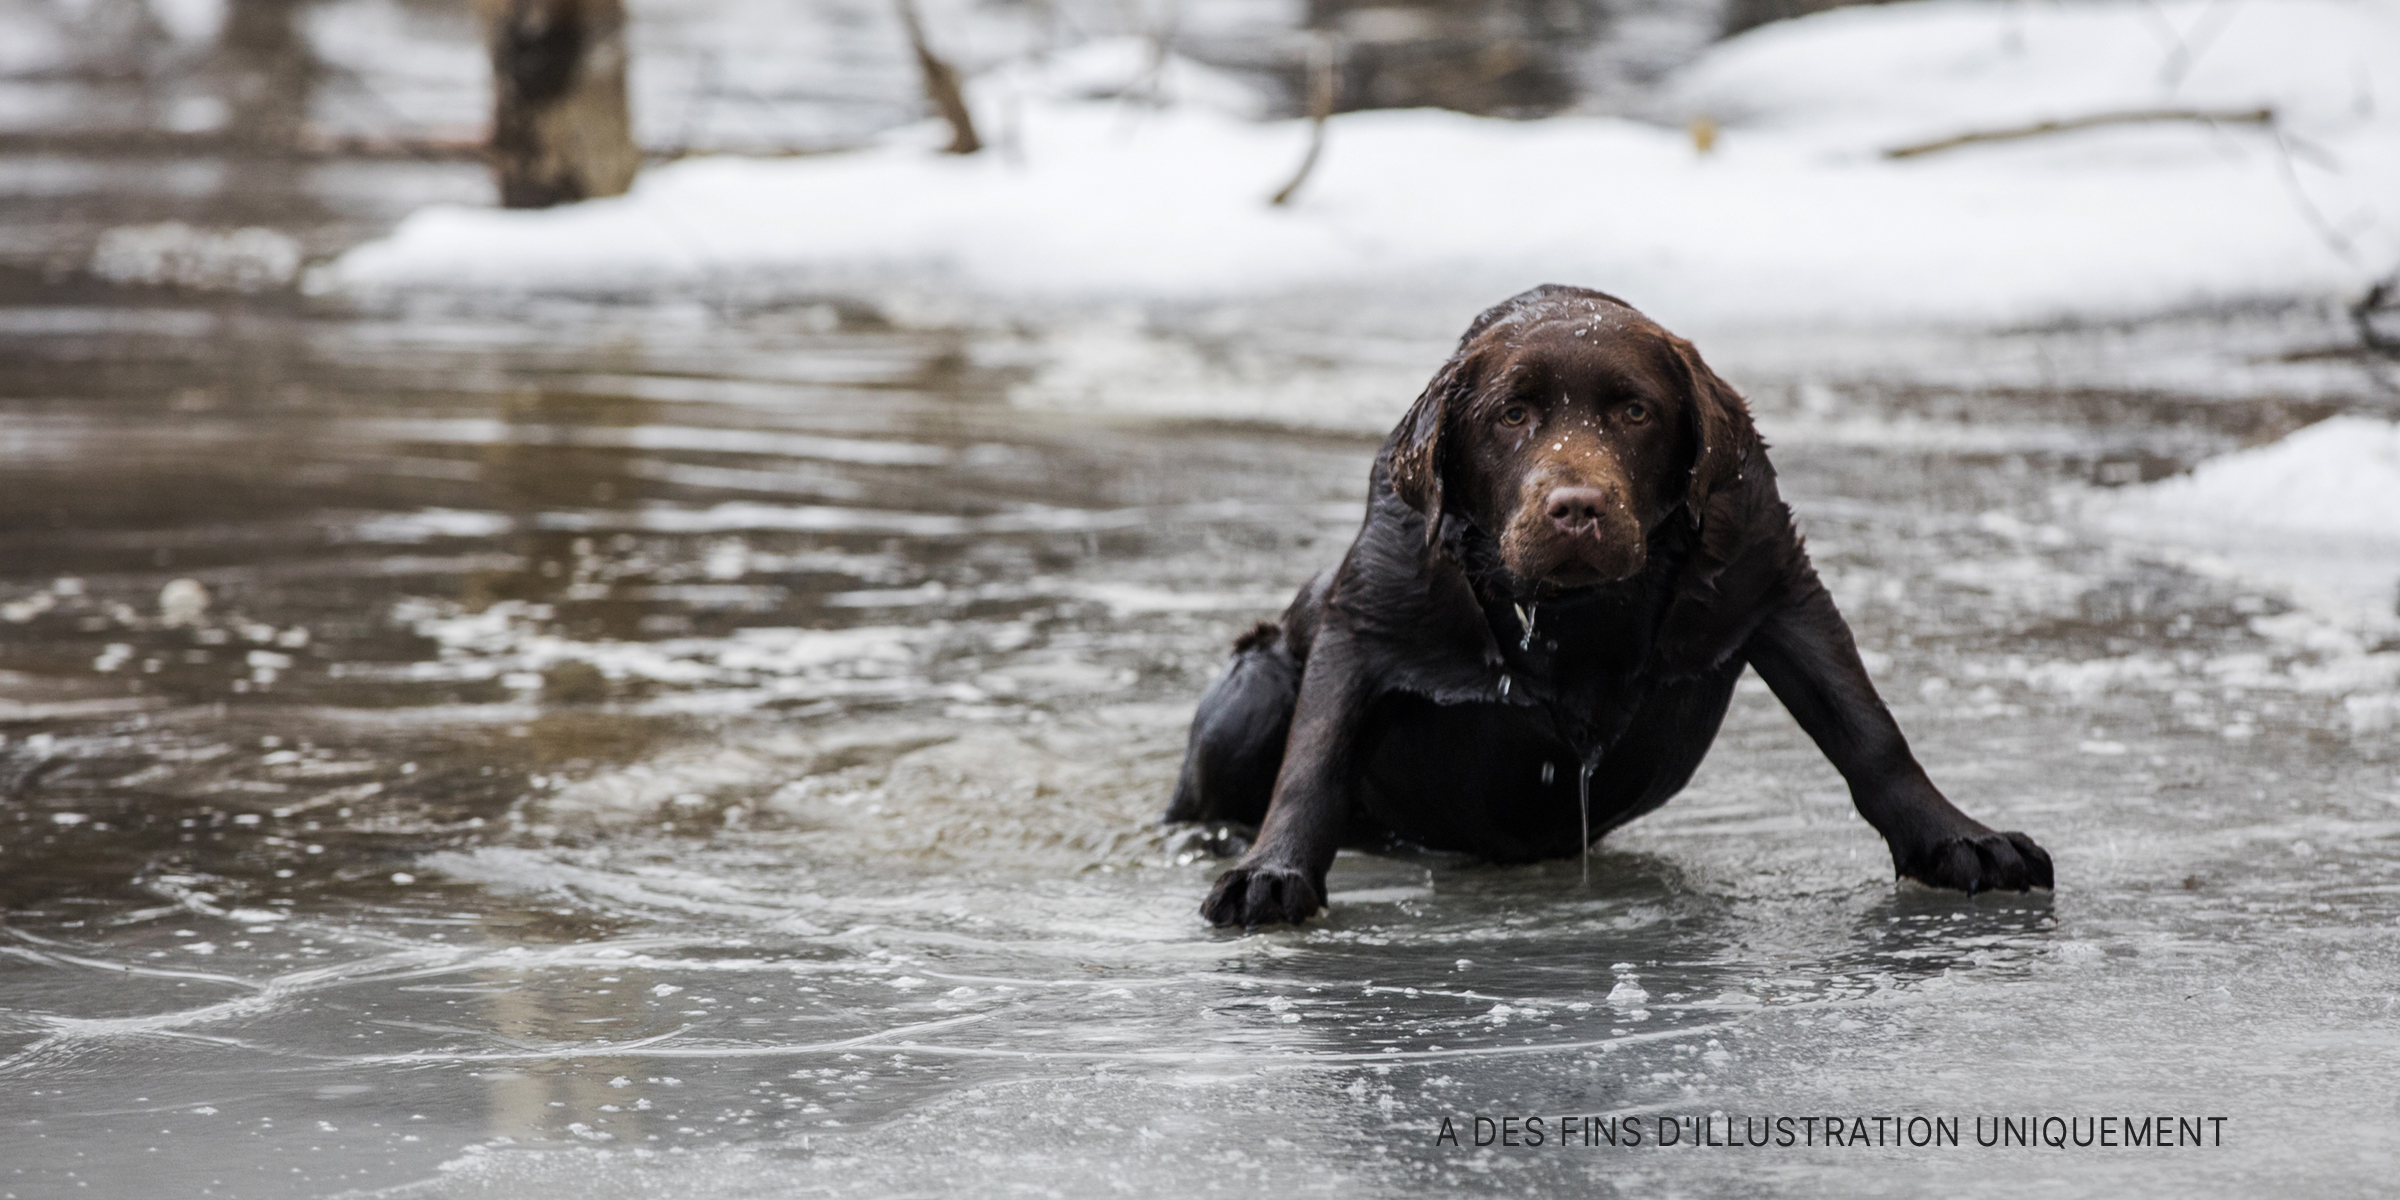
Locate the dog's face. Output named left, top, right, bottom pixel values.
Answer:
left=1389, top=286, right=1753, bottom=590
left=1446, top=322, right=1693, bottom=586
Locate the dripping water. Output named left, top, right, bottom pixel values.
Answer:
left=1577, top=758, right=1596, bottom=884
left=1515, top=601, right=1538, bottom=651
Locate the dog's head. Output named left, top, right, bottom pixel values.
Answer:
left=1388, top=284, right=1758, bottom=590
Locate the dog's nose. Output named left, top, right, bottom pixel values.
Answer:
left=1545, top=487, right=1611, bottom=535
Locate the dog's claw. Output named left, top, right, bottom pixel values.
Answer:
left=1900, top=828, right=2053, bottom=894
left=1202, top=864, right=1325, bottom=928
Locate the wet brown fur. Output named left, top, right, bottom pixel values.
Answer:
left=1168, top=285, right=2052, bottom=927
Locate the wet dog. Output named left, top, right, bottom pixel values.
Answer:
left=1167, top=285, right=2053, bottom=927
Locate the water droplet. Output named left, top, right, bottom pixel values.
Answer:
left=1497, top=674, right=1512, bottom=699
left=1541, top=761, right=1555, bottom=785
left=1578, top=759, right=1598, bottom=885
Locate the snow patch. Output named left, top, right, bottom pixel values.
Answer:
left=319, top=3, right=2400, bottom=339
left=2098, top=417, right=2400, bottom=628
left=93, top=223, right=301, bottom=292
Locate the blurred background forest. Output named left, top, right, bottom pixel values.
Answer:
left=3, top=0, right=1743, bottom=260
left=3, top=0, right=2393, bottom=372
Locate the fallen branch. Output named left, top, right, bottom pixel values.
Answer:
left=1882, top=106, right=2273, bottom=160
left=1270, top=34, right=1340, bottom=207
left=894, top=0, right=980, bottom=155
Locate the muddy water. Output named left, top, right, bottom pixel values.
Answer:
left=0, top=287, right=2396, bottom=1198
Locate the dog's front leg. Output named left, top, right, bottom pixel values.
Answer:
left=1199, top=628, right=1372, bottom=927
left=1744, top=577, right=2053, bottom=894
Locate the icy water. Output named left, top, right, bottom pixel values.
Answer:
left=2, top=283, right=2398, bottom=1199
left=10, top=0, right=2397, bottom=1192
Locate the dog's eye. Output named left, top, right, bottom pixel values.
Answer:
left=1622, top=402, right=1651, bottom=424
left=1498, top=405, right=1531, bottom=428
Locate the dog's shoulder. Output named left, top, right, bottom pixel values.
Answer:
left=1318, top=461, right=1512, bottom=704
left=1652, top=444, right=1811, bottom=670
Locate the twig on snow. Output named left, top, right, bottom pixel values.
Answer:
left=1270, top=33, right=1340, bottom=207
left=1882, top=106, right=2272, bottom=159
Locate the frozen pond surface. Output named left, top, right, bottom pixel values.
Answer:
left=2, top=285, right=2398, bottom=1198
left=9, top=0, right=2400, bottom=1192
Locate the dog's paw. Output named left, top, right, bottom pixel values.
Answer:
left=1897, top=829, right=2054, bottom=895
left=1201, top=863, right=1325, bottom=928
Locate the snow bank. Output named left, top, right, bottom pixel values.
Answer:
left=2097, top=417, right=2400, bottom=627
left=319, top=2, right=2400, bottom=333
left=1673, top=0, right=2388, bottom=146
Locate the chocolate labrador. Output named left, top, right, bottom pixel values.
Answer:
left=1168, top=285, right=2052, bottom=927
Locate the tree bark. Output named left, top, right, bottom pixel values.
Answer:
left=479, top=0, right=642, bottom=208
left=894, top=0, right=980, bottom=155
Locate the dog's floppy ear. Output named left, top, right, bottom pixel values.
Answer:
left=1672, top=338, right=1760, bottom=530
left=1389, top=354, right=1474, bottom=545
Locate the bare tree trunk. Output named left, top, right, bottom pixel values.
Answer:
left=894, top=0, right=980, bottom=155
left=479, top=0, right=641, bottom=209
left=217, top=0, right=318, bottom=153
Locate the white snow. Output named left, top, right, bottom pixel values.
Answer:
left=146, top=0, right=227, bottom=46
left=2097, top=417, right=2400, bottom=628
left=320, top=3, right=2400, bottom=336
left=2112, top=417, right=2400, bottom=544
left=1673, top=0, right=2384, bottom=144
left=304, top=0, right=488, bottom=138
left=92, top=223, right=302, bottom=292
